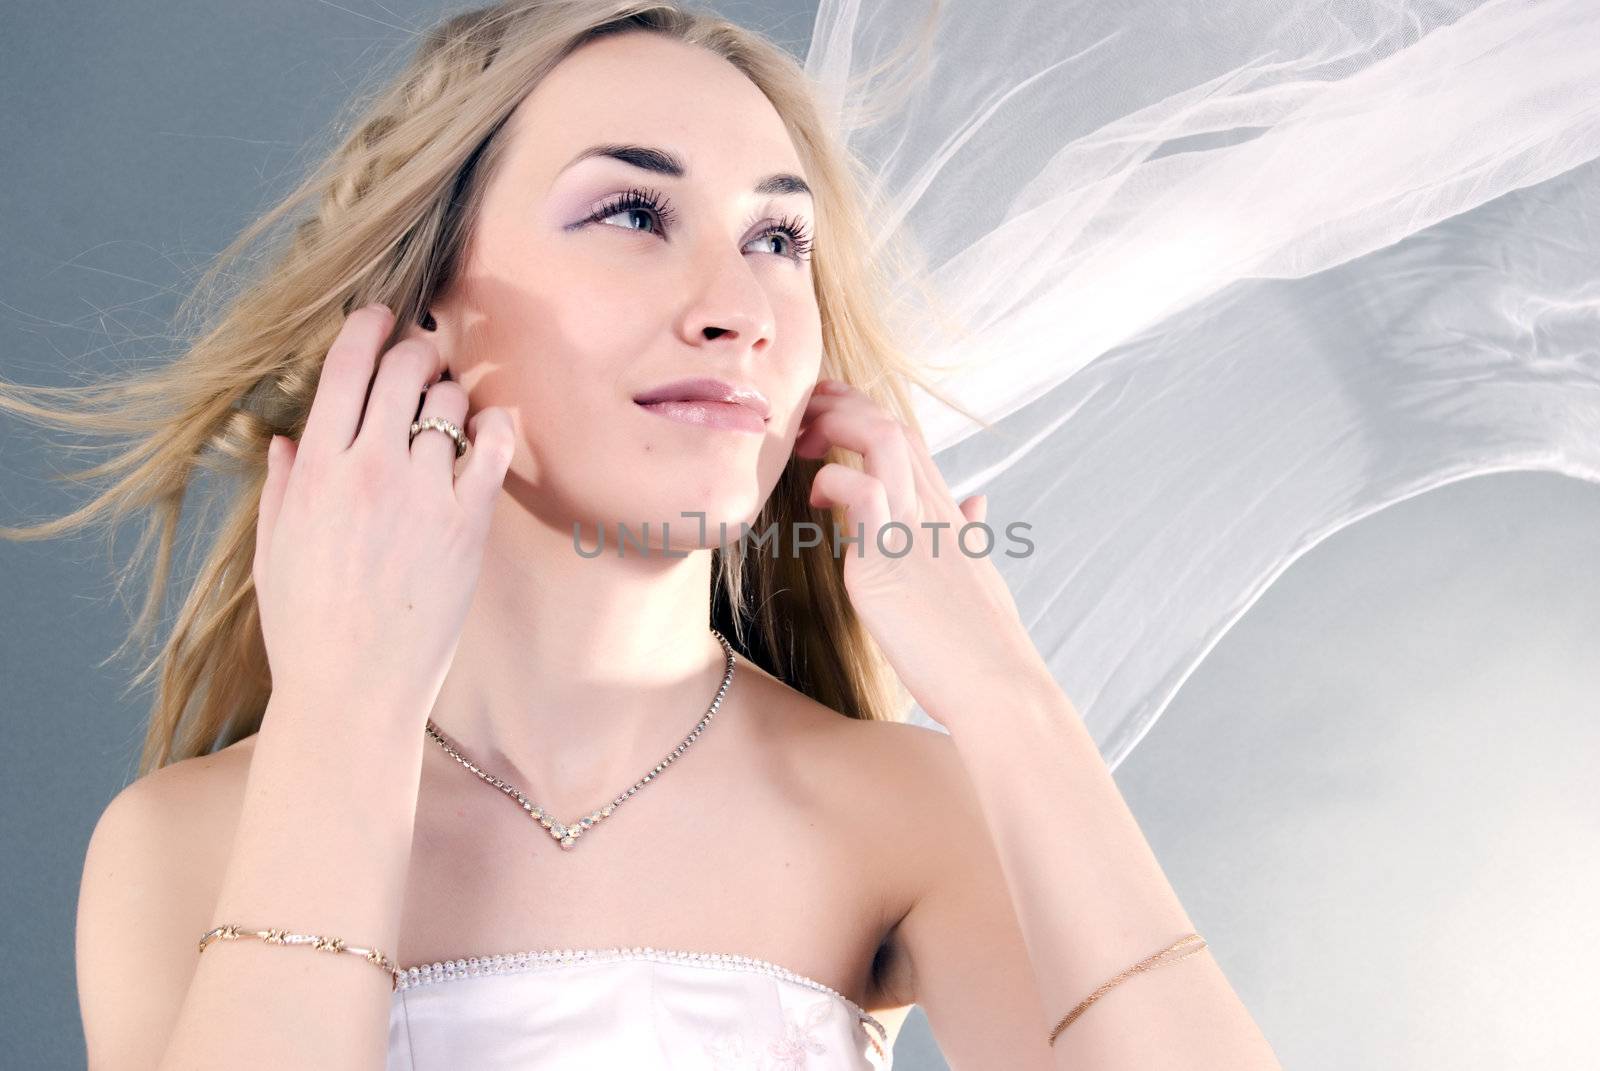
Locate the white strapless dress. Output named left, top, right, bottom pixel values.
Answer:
left=385, top=945, right=892, bottom=1069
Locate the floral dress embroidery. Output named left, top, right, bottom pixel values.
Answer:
left=768, top=999, right=836, bottom=1068
left=705, top=1030, right=759, bottom=1071
left=704, top=997, right=838, bottom=1070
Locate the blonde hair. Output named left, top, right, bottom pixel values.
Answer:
left=0, top=0, right=984, bottom=777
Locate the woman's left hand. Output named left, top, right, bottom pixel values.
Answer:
left=795, top=378, right=1055, bottom=730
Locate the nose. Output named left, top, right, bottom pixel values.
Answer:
left=675, top=243, right=776, bottom=357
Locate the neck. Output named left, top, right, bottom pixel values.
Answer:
left=426, top=492, right=734, bottom=810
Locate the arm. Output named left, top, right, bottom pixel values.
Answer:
left=77, top=744, right=239, bottom=1070
left=77, top=690, right=426, bottom=1071
left=916, top=667, right=1283, bottom=1070
left=76, top=304, right=509, bottom=1069
left=875, top=724, right=1057, bottom=1069
left=796, top=378, right=1282, bottom=1068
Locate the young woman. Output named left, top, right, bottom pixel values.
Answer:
left=3, top=3, right=1286, bottom=1068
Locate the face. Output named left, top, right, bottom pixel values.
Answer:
left=441, top=31, right=824, bottom=546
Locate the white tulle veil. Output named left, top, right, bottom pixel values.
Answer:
left=800, top=0, right=1600, bottom=767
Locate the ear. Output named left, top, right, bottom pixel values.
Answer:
left=394, top=305, right=457, bottom=382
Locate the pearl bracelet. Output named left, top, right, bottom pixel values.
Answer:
left=197, top=923, right=401, bottom=990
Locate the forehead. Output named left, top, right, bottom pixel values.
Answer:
left=506, top=31, right=805, bottom=184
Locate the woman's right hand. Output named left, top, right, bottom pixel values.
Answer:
left=252, top=302, right=515, bottom=717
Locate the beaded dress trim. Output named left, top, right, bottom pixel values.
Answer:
left=394, top=944, right=889, bottom=1059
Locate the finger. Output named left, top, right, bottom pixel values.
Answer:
left=453, top=406, right=515, bottom=523
left=793, top=389, right=840, bottom=456
left=808, top=383, right=943, bottom=480
left=299, top=304, right=396, bottom=460
left=255, top=434, right=296, bottom=582
left=798, top=386, right=912, bottom=452
left=795, top=395, right=918, bottom=523
left=959, top=493, right=987, bottom=525
left=799, top=384, right=948, bottom=507
left=810, top=462, right=893, bottom=549
left=409, top=378, right=470, bottom=476
left=828, top=391, right=955, bottom=520
left=357, top=336, right=447, bottom=456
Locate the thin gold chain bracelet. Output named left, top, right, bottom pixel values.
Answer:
left=197, top=923, right=402, bottom=990
left=1047, top=932, right=1208, bottom=1046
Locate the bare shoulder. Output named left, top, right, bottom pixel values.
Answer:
left=733, top=659, right=973, bottom=1006
left=806, top=698, right=1056, bottom=1067
left=77, top=733, right=258, bottom=1069
left=84, top=733, right=258, bottom=881
left=733, top=655, right=959, bottom=808
left=99, top=733, right=257, bottom=821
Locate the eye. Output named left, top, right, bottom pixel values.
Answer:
left=576, top=189, right=814, bottom=264
left=582, top=187, right=677, bottom=236
left=745, top=213, right=814, bottom=263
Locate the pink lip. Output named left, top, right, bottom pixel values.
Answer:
left=630, top=376, right=768, bottom=416
left=635, top=398, right=766, bottom=434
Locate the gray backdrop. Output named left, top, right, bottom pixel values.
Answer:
left=4, top=3, right=1597, bottom=1068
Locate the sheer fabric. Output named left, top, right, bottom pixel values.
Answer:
left=801, top=0, right=1600, bottom=764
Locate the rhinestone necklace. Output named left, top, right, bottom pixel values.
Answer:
left=423, top=628, right=736, bottom=852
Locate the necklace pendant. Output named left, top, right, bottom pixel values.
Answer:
left=425, top=629, right=735, bottom=859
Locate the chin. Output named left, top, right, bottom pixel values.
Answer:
left=591, top=481, right=770, bottom=549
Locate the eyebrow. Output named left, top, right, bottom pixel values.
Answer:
left=558, top=142, right=813, bottom=200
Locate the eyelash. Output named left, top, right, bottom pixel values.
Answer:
left=580, top=185, right=814, bottom=263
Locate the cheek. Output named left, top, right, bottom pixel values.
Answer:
left=465, top=265, right=661, bottom=416
left=777, top=280, right=823, bottom=356
left=770, top=294, right=825, bottom=416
